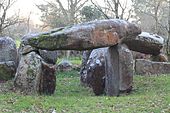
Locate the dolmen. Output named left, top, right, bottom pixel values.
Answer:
left=14, top=19, right=165, bottom=96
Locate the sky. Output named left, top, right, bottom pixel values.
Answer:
left=9, top=0, right=132, bottom=25
left=9, top=0, right=45, bottom=24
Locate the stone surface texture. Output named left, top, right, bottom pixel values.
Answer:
left=80, top=50, right=92, bottom=84
left=23, top=19, right=141, bottom=50
left=14, top=52, right=56, bottom=95
left=151, top=53, right=168, bottom=62
left=122, top=32, right=164, bottom=55
left=0, top=61, right=16, bottom=80
left=118, top=45, right=133, bottom=92
left=0, top=37, right=17, bottom=80
left=135, top=59, right=170, bottom=75
left=105, top=45, right=133, bottom=96
left=81, top=48, right=107, bottom=95
left=39, top=50, right=58, bottom=64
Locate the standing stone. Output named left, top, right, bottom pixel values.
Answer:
left=14, top=52, right=42, bottom=94
left=38, top=61, right=56, bottom=95
left=0, top=37, right=17, bottom=80
left=118, top=45, right=133, bottom=92
left=105, top=44, right=133, bottom=96
left=0, top=37, right=17, bottom=63
left=81, top=48, right=107, bottom=95
left=105, top=45, right=120, bottom=96
left=14, top=52, right=56, bottom=95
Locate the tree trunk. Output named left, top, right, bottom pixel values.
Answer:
left=166, top=1, right=170, bottom=59
left=115, top=0, right=119, bottom=19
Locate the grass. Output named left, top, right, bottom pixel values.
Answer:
left=15, top=39, right=21, bottom=48
left=57, top=57, right=82, bottom=65
left=0, top=70, right=170, bottom=113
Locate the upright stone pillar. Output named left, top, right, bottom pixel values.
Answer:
left=105, top=45, right=120, bottom=96
left=105, top=44, right=133, bottom=96
left=118, top=45, right=133, bottom=92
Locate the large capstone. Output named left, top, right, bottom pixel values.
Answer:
left=14, top=52, right=56, bottom=95
left=122, top=32, right=164, bottom=55
left=0, top=37, right=17, bottom=80
left=23, top=19, right=141, bottom=50
left=135, top=59, right=170, bottom=75
left=105, top=44, right=133, bottom=96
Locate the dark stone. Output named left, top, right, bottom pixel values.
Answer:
left=81, top=48, right=107, bottom=95
left=122, top=32, right=164, bottom=55
left=38, top=61, right=56, bottom=95
left=151, top=53, right=168, bottom=62
left=105, top=44, right=133, bottom=96
left=105, top=45, right=120, bottom=96
left=0, top=61, right=16, bottom=80
left=118, top=44, right=133, bottom=92
left=23, top=19, right=141, bottom=51
left=39, top=50, right=58, bottom=64
left=80, top=50, right=92, bottom=84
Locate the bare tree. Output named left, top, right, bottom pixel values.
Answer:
left=37, top=0, right=88, bottom=29
left=0, top=0, right=21, bottom=36
left=56, top=0, right=88, bottom=24
left=133, top=0, right=168, bottom=34
left=90, top=0, right=133, bottom=20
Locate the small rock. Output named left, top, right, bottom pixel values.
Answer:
left=57, top=60, right=72, bottom=71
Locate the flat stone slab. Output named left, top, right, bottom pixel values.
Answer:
left=135, top=59, right=170, bottom=75
left=122, top=32, right=164, bottom=55
left=23, top=19, right=141, bottom=51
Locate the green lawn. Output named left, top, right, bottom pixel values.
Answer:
left=57, top=57, right=82, bottom=65
left=0, top=70, right=170, bottom=113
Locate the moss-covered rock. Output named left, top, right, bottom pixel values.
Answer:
left=23, top=19, right=141, bottom=51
